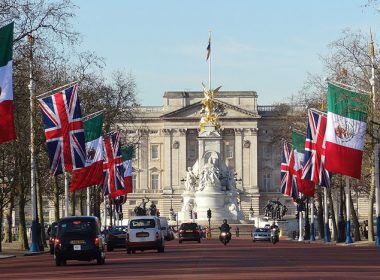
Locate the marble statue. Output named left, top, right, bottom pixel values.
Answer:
left=184, top=167, right=197, bottom=192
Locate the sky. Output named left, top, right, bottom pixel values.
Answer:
left=72, top=0, right=380, bottom=106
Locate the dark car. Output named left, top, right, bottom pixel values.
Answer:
left=178, top=222, right=201, bottom=243
left=47, top=222, right=58, bottom=254
left=106, top=225, right=128, bottom=251
left=54, top=216, right=106, bottom=266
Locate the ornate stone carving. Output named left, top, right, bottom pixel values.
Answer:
left=172, top=140, right=179, bottom=149
left=243, top=140, right=251, bottom=148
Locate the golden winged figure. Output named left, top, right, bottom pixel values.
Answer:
left=199, top=84, right=222, bottom=131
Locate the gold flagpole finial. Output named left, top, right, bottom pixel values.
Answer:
left=370, top=28, right=375, bottom=59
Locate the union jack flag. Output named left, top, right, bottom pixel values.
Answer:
left=37, top=84, right=85, bottom=176
left=280, top=141, right=299, bottom=200
left=302, top=109, right=331, bottom=187
left=102, top=132, right=126, bottom=198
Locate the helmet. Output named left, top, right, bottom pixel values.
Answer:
left=223, top=219, right=227, bottom=224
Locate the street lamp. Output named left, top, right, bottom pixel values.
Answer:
left=249, top=199, right=254, bottom=219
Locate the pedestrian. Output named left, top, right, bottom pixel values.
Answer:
left=235, top=226, right=240, bottom=237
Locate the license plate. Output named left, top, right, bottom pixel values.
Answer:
left=118, top=235, right=125, bottom=238
left=73, top=245, right=81, bottom=251
left=136, top=232, right=149, bottom=237
left=186, top=230, right=193, bottom=232
left=70, top=240, right=85, bottom=245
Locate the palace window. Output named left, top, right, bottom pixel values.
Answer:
left=151, top=144, right=159, bottom=160
left=225, top=144, right=233, bottom=159
left=151, top=174, right=159, bottom=190
left=263, top=173, right=272, bottom=192
left=132, top=174, right=137, bottom=192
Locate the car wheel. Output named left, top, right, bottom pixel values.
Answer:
left=97, top=254, right=104, bottom=265
left=198, top=239, right=201, bottom=243
left=61, top=260, right=66, bottom=265
left=158, top=246, right=165, bottom=253
left=127, top=249, right=131, bottom=254
left=253, top=239, right=256, bottom=242
left=55, top=257, right=61, bottom=266
left=179, top=240, right=182, bottom=244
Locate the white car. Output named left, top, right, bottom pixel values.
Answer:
left=252, top=227, right=271, bottom=242
left=127, top=216, right=165, bottom=254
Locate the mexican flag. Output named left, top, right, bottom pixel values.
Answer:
left=325, top=83, right=369, bottom=179
left=292, top=130, right=315, bottom=197
left=70, top=113, right=104, bottom=192
left=122, top=145, right=134, bottom=194
left=0, top=22, right=16, bottom=144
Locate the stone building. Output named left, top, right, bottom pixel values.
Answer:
left=117, top=90, right=296, bottom=225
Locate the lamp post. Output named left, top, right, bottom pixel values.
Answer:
left=249, top=199, right=254, bottom=220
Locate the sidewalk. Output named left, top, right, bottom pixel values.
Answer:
left=0, top=241, right=47, bottom=259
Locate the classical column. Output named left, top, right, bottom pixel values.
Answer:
left=177, top=129, right=187, bottom=188
left=162, top=129, right=173, bottom=192
left=234, top=128, right=243, bottom=184
left=249, top=128, right=258, bottom=193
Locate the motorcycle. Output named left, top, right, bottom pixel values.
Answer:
left=270, top=228, right=279, bottom=245
left=219, top=231, right=231, bottom=245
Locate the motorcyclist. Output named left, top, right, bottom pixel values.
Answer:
left=220, top=219, right=231, bottom=233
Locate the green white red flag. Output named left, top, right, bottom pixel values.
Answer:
left=292, top=130, right=315, bottom=197
left=122, top=145, right=134, bottom=194
left=325, top=83, right=369, bottom=179
left=70, top=113, right=104, bottom=192
left=0, top=22, right=16, bottom=144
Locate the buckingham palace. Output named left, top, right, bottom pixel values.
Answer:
left=116, top=89, right=297, bottom=225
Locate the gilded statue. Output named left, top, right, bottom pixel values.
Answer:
left=199, top=84, right=222, bottom=131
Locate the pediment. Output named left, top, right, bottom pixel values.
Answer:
left=161, top=100, right=260, bottom=120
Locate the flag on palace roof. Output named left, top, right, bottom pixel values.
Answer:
left=37, top=84, right=86, bottom=175
left=302, top=109, right=331, bottom=187
left=70, top=113, right=104, bottom=192
left=206, top=33, right=211, bottom=61
left=324, top=83, right=369, bottom=179
left=280, top=141, right=299, bottom=200
left=0, top=22, right=16, bottom=144
left=102, top=132, right=126, bottom=198
left=292, top=130, right=315, bottom=197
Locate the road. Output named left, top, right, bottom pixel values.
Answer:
left=1, top=238, right=380, bottom=279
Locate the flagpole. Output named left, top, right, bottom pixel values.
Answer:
left=310, top=197, right=316, bottom=241
left=35, top=80, right=79, bottom=99
left=323, top=187, right=331, bottom=242
left=370, top=32, right=380, bottom=246
left=208, top=31, right=211, bottom=90
left=64, top=172, right=69, bottom=216
left=345, top=177, right=353, bottom=243
left=28, top=34, right=39, bottom=253
left=87, top=188, right=91, bottom=216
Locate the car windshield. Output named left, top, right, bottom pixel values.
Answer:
left=130, top=219, right=156, bottom=229
left=255, top=228, right=269, bottom=232
left=181, top=223, right=198, bottom=230
left=110, top=226, right=128, bottom=234
left=58, top=219, right=95, bottom=235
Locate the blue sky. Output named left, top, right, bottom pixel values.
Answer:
left=72, top=0, right=380, bottom=106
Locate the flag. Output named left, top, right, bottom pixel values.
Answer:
left=70, top=113, right=104, bottom=192
left=102, top=132, right=126, bottom=198
left=122, top=145, right=134, bottom=194
left=292, top=130, right=315, bottom=197
left=280, top=141, right=299, bottom=200
left=302, top=109, right=331, bottom=187
left=325, top=83, right=369, bottom=179
left=0, top=22, right=16, bottom=144
left=206, top=34, right=211, bottom=61
left=37, top=84, right=86, bottom=175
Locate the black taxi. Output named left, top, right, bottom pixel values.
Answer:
left=54, top=216, right=106, bottom=266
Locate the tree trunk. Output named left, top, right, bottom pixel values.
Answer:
left=3, top=189, right=14, bottom=243
left=317, top=189, right=324, bottom=240
left=368, top=165, right=375, bottom=242
left=36, top=171, right=46, bottom=247
left=18, top=193, right=29, bottom=250
left=93, top=187, right=101, bottom=219
left=71, top=192, right=76, bottom=216
left=350, top=192, right=361, bottom=242
left=328, top=188, right=338, bottom=242
left=0, top=206, right=3, bottom=252
left=54, top=177, right=60, bottom=221
left=80, top=189, right=85, bottom=215
left=338, top=185, right=346, bottom=243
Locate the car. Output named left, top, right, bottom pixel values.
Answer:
left=47, top=222, right=58, bottom=254
left=252, top=227, right=271, bottom=242
left=106, top=225, right=128, bottom=251
left=126, top=216, right=165, bottom=254
left=159, top=217, right=170, bottom=241
left=178, top=222, right=201, bottom=243
left=54, top=216, right=106, bottom=266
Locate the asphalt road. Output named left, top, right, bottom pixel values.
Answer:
left=1, top=238, right=380, bottom=280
